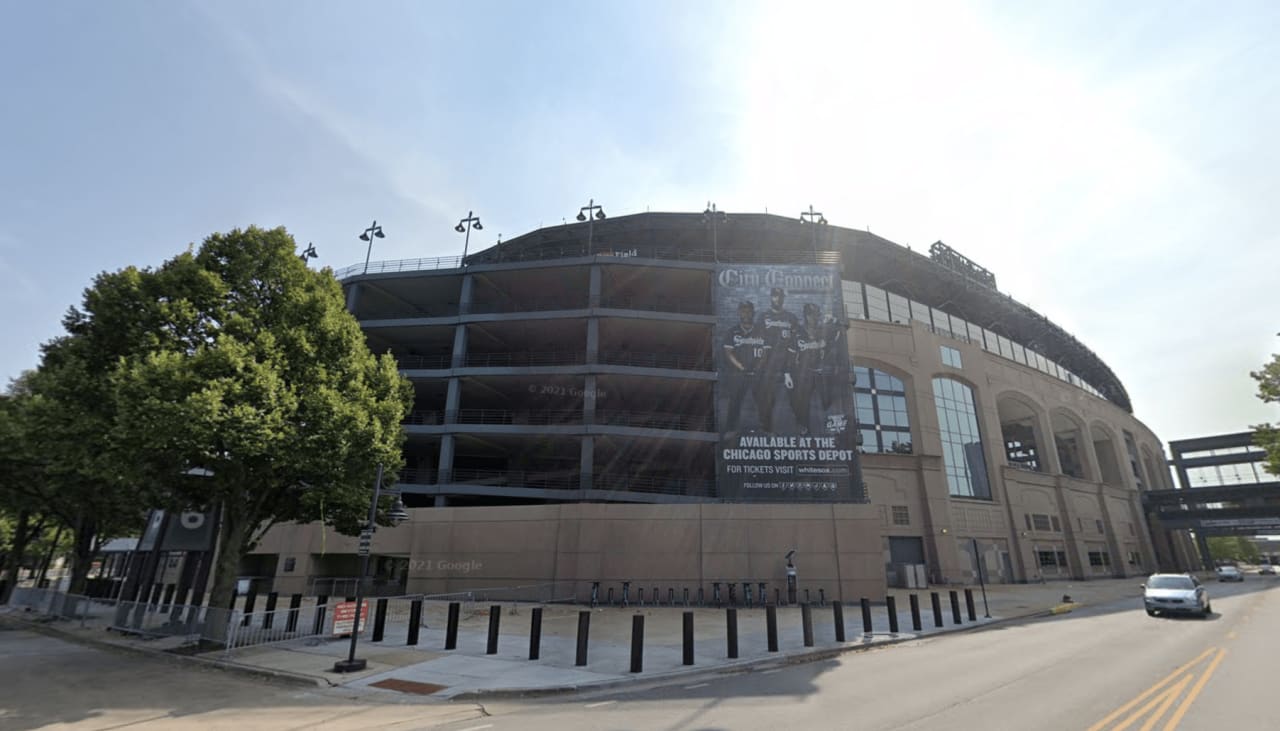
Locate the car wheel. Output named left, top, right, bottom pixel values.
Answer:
left=1203, top=602, right=1212, bottom=617
left=1145, top=608, right=1156, bottom=617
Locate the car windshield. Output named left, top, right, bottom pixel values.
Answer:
left=1148, top=576, right=1195, bottom=590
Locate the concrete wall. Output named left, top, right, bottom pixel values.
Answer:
left=254, top=502, right=884, bottom=602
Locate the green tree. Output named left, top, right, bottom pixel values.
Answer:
left=88, top=226, right=412, bottom=616
left=1206, top=536, right=1261, bottom=564
left=1252, top=351, right=1280, bottom=476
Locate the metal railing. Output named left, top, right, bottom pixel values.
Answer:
left=598, top=296, right=712, bottom=315
left=335, top=255, right=465, bottom=280
left=463, top=351, right=587, bottom=368
left=598, top=350, right=713, bottom=371
left=449, top=468, right=581, bottom=490
left=399, top=467, right=438, bottom=484
left=465, top=297, right=588, bottom=314
left=395, top=354, right=452, bottom=370
left=455, top=408, right=583, bottom=426
left=596, top=409, right=714, bottom=432
left=404, top=409, right=445, bottom=425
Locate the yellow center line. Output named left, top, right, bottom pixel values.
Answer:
left=1137, top=675, right=1192, bottom=731
left=1085, top=648, right=1217, bottom=731
left=1161, top=647, right=1227, bottom=731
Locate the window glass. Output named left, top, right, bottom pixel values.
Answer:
left=968, top=323, right=985, bottom=349
left=941, top=345, right=962, bottom=368
left=982, top=328, right=998, bottom=353
left=864, top=285, right=890, bottom=322
left=931, top=307, right=952, bottom=337
left=843, top=282, right=866, bottom=320
left=998, top=335, right=1013, bottom=360
left=950, top=315, right=970, bottom=343
left=932, top=377, right=991, bottom=498
left=854, top=366, right=912, bottom=454
left=910, top=299, right=933, bottom=328
left=887, top=292, right=911, bottom=324
left=1011, top=343, right=1028, bottom=365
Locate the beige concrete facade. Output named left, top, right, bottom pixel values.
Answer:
left=255, top=502, right=884, bottom=602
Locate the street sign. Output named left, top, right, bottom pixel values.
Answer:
left=332, top=600, right=370, bottom=636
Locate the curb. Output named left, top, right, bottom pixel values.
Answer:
left=0, top=613, right=334, bottom=689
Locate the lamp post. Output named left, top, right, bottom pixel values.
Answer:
left=576, top=198, right=606, bottom=256
left=703, top=202, right=727, bottom=262
left=971, top=537, right=990, bottom=618
left=332, top=463, right=410, bottom=673
left=799, top=205, right=828, bottom=259
left=359, top=221, right=385, bottom=274
left=299, top=242, right=318, bottom=264
left=455, top=211, right=483, bottom=266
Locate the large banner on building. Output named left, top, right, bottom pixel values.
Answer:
left=715, top=264, right=864, bottom=502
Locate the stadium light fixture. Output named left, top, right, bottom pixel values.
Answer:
left=299, top=242, right=318, bottom=264
left=455, top=211, right=483, bottom=266
left=703, top=202, right=728, bottom=262
left=359, top=221, right=385, bottom=274
left=800, top=205, right=828, bottom=258
left=577, top=198, right=606, bottom=256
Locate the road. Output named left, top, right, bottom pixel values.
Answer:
left=3, top=578, right=1276, bottom=730
left=0, top=622, right=484, bottom=730
left=449, top=576, right=1280, bottom=730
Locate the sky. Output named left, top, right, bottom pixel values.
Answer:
left=1, top=0, right=1277, bottom=447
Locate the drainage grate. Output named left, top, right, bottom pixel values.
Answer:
left=369, top=678, right=449, bottom=695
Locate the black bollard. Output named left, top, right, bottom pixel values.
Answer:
left=682, top=611, right=695, bottom=665
left=312, top=595, right=328, bottom=635
left=241, top=591, right=257, bottom=627
left=529, top=607, right=543, bottom=660
left=950, top=591, right=962, bottom=625
left=930, top=592, right=943, bottom=628
left=726, top=608, right=739, bottom=659
left=801, top=603, right=815, bottom=647
left=486, top=604, right=501, bottom=655
left=372, top=598, right=388, bottom=642
left=407, top=599, right=422, bottom=646
left=766, top=604, right=779, bottom=652
left=909, top=594, right=922, bottom=631
left=887, top=596, right=900, bottom=634
left=445, top=601, right=460, bottom=650
left=861, top=597, right=872, bottom=634
left=263, top=592, right=279, bottom=629
left=576, top=611, right=590, bottom=666
left=833, top=601, right=846, bottom=642
left=630, top=614, right=644, bottom=673
left=965, top=588, right=977, bottom=621
left=286, top=594, right=302, bottom=633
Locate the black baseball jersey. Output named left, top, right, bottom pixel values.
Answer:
left=723, top=324, right=766, bottom=372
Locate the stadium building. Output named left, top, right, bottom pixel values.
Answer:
left=253, top=210, right=1169, bottom=601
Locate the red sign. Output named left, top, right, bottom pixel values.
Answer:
left=331, top=600, right=370, bottom=636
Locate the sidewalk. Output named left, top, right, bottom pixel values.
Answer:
left=4, top=577, right=1145, bottom=701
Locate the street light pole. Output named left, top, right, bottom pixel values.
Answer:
left=577, top=199, right=606, bottom=256
left=800, top=205, right=827, bottom=260
left=972, top=537, right=991, bottom=618
left=333, top=463, right=409, bottom=673
left=359, top=221, right=386, bottom=275
left=455, top=211, right=483, bottom=266
left=703, top=202, right=727, bottom=262
left=299, top=243, right=318, bottom=264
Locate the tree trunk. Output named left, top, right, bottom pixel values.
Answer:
left=1, top=510, right=32, bottom=603
left=35, top=525, right=64, bottom=588
left=204, top=507, right=249, bottom=645
left=67, top=514, right=98, bottom=597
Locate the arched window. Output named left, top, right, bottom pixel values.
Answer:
left=853, top=366, right=912, bottom=453
left=932, top=377, right=991, bottom=498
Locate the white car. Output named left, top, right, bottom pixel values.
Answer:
left=1215, top=566, right=1244, bottom=582
left=1143, top=573, right=1211, bottom=618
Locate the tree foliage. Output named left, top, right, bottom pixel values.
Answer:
left=1252, top=351, right=1280, bottom=477
left=76, top=226, right=413, bottom=611
left=1206, top=536, right=1261, bottom=564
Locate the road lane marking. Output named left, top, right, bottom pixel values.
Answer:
left=585, top=701, right=617, bottom=708
left=1115, top=674, right=1190, bottom=731
left=1161, top=648, right=1227, bottom=730
left=684, top=683, right=710, bottom=689
left=458, top=726, right=494, bottom=731
left=1085, top=648, right=1217, bottom=731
